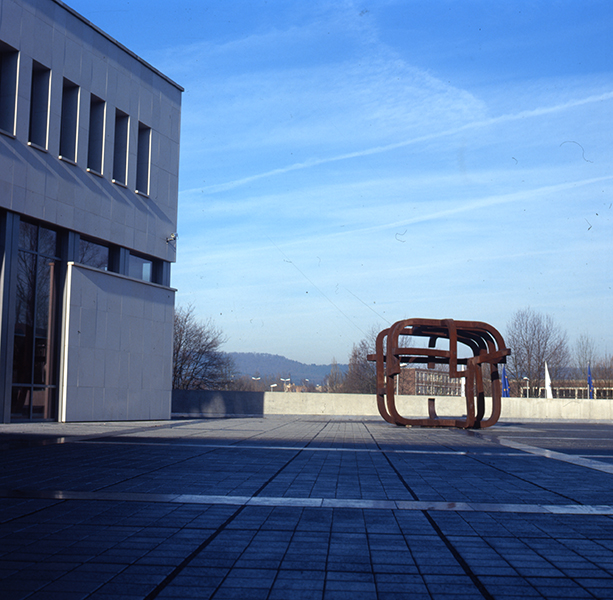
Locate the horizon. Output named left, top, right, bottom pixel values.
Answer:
left=228, top=351, right=348, bottom=368
left=66, top=0, right=613, bottom=365
left=227, top=350, right=602, bottom=377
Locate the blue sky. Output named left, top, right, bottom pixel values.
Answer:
left=68, top=0, right=613, bottom=365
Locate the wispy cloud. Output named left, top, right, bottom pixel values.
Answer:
left=64, top=0, right=613, bottom=363
left=188, top=90, right=613, bottom=194
left=164, top=2, right=613, bottom=363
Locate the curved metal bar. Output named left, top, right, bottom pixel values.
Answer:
left=367, top=318, right=511, bottom=429
left=370, top=328, right=394, bottom=424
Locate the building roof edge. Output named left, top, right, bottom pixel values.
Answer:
left=52, top=0, right=184, bottom=93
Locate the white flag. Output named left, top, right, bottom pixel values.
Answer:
left=545, top=362, right=553, bottom=399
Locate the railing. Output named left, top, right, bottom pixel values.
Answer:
left=523, top=388, right=613, bottom=399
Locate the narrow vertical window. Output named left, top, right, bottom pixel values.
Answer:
left=87, top=94, right=105, bottom=174
left=136, top=122, right=151, bottom=195
left=112, top=109, right=129, bottom=184
left=59, top=79, right=79, bottom=162
left=28, top=61, right=51, bottom=149
left=0, top=42, right=18, bottom=135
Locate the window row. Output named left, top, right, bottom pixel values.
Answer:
left=17, top=218, right=166, bottom=285
left=79, top=238, right=163, bottom=284
left=0, top=41, right=151, bottom=195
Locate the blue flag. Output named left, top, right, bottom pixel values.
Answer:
left=588, top=363, right=594, bottom=399
left=502, top=365, right=510, bottom=398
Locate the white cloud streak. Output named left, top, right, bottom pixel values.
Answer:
left=189, top=90, right=613, bottom=195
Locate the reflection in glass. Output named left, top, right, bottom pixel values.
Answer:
left=79, top=239, right=109, bottom=270
left=18, top=221, right=37, bottom=251
left=34, top=259, right=55, bottom=385
left=39, top=226, right=58, bottom=257
left=32, top=388, right=56, bottom=418
left=12, top=221, right=59, bottom=420
left=11, top=387, right=56, bottom=420
left=129, top=253, right=152, bottom=282
left=13, top=250, right=35, bottom=384
left=11, top=387, right=31, bottom=419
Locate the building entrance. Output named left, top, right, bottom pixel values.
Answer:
left=11, top=221, right=60, bottom=420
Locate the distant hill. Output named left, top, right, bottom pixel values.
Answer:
left=228, top=352, right=348, bottom=385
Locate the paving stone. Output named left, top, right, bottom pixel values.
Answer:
left=26, top=593, right=90, bottom=600
left=155, top=586, right=217, bottom=599
left=269, top=590, right=323, bottom=600
left=3, top=418, right=613, bottom=600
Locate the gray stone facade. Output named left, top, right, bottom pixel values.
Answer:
left=0, top=0, right=182, bottom=421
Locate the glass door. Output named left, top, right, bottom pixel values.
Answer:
left=11, top=221, right=59, bottom=420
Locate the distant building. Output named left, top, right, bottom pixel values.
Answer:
left=530, top=380, right=613, bottom=400
left=0, top=0, right=182, bottom=421
left=399, top=370, right=613, bottom=399
left=399, top=368, right=462, bottom=396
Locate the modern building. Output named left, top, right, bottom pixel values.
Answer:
left=398, top=367, right=463, bottom=397
left=0, top=0, right=182, bottom=422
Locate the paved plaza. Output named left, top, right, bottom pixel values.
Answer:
left=2, top=417, right=613, bottom=599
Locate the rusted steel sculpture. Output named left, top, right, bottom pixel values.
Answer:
left=367, top=319, right=511, bottom=428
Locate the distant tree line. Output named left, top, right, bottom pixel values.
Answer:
left=172, top=304, right=612, bottom=395
left=316, top=308, right=613, bottom=396
left=328, top=308, right=613, bottom=397
left=230, top=373, right=317, bottom=393
left=322, top=335, right=377, bottom=394
left=506, top=307, right=613, bottom=396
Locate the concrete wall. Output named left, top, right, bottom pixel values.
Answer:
left=500, top=396, right=613, bottom=421
left=61, top=263, right=174, bottom=421
left=172, top=390, right=265, bottom=418
left=172, top=389, right=613, bottom=422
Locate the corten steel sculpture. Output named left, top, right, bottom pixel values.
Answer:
left=367, top=319, right=511, bottom=428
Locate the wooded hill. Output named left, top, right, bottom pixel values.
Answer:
left=228, top=352, right=348, bottom=385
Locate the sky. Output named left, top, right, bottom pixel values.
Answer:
left=66, top=0, right=613, bottom=365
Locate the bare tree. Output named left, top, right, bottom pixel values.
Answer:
left=342, top=338, right=376, bottom=394
left=574, top=333, right=598, bottom=380
left=228, top=375, right=254, bottom=391
left=595, top=354, right=613, bottom=389
left=324, top=358, right=345, bottom=392
left=506, top=307, right=570, bottom=395
left=173, top=305, right=235, bottom=390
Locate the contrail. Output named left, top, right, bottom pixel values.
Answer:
left=190, top=90, right=613, bottom=195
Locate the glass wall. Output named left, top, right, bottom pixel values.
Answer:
left=12, top=221, right=60, bottom=419
left=129, top=252, right=152, bottom=282
left=78, top=238, right=109, bottom=270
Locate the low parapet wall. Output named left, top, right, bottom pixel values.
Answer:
left=172, top=390, right=613, bottom=421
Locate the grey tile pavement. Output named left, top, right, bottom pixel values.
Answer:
left=2, top=417, right=613, bottom=599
